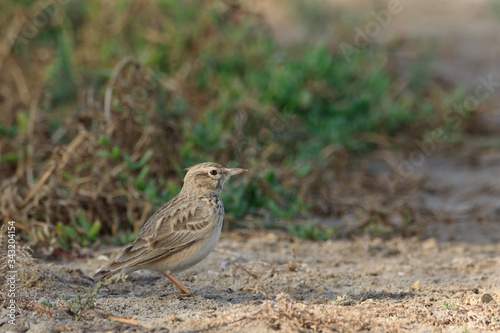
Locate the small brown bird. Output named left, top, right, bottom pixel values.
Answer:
left=93, top=162, right=247, bottom=296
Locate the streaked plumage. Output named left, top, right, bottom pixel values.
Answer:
left=93, top=162, right=247, bottom=296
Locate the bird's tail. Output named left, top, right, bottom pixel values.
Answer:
left=93, top=267, right=119, bottom=281
left=93, top=243, right=137, bottom=281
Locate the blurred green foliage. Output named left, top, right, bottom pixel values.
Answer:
left=288, top=222, right=334, bottom=242
left=1, top=0, right=452, bottom=246
left=56, top=211, right=101, bottom=250
left=489, top=0, right=500, bottom=18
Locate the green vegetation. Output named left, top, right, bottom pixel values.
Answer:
left=442, top=300, right=458, bottom=311
left=489, top=0, right=500, bottom=18
left=0, top=0, right=453, bottom=250
left=42, top=274, right=128, bottom=321
left=288, top=222, right=334, bottom=242
left=56, top=211, right=101, bottom=250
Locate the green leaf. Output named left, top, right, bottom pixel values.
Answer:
left=111, top=147, right=121, bottom=159
left=135, top=165, right=150, bottom=191
left=88, top=221, right=101, bottom=240
left=98, top=135, right=111, bottom=147
left=4, top=153, right=20, bottom=163
left=77, top=211, right=89, bottom=230
left=64, top=226, right=78, bottom=240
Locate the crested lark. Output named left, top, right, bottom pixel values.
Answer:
left=93, top=162, right=247, bottom=297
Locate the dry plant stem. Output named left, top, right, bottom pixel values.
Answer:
left=104, top=56, right=140, bottom=122
left=233, top=264, right=260, bottom=279
left=25, top=92, right=40, bottom=187
left=9, top=60, right=30, bottom=104
left=21, top=163, right=56, bottom=207
left=130, top=125, right=155, bottom=160
left=22, top=131, right=88, bottom=206
left=340, top=215, right=371, bottom=237
left=0, top=13, right=24, bottom=71
left=162, top=273, right=195, bottom=297
left=108, top=316, right=153, bottom=329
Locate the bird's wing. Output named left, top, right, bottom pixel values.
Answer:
left=103, top=196, right=215, bottom=272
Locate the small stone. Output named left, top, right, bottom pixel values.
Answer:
left=412, top=281, right=421, bottom=289
left=97, top=254, right=109, bottom=261
left=422, top=238, right=438, bottom=251
left=266, top=232, right=278, bottom=241
left=481, top=294, right=494, bottom=303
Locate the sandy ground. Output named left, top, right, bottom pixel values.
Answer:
left=1, top=224, right=500, bottom=332
left=2, top=150, right=500, bottom=332
left=2, top=0, right=500, bottom=332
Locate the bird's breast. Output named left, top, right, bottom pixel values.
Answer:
left=201, top=195, right=224, bottom=217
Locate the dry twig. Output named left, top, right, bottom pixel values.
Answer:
left=109, top=316, right=153, bottom=329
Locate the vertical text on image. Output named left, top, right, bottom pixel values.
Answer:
left=6, top=221, right=18, bottom=326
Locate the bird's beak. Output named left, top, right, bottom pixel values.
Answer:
left=226, top=168, right=248, bottom=177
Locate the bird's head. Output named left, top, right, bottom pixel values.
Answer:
left=181, top=162, right=247, bottom=196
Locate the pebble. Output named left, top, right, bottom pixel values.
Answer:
left=422, top=238, right=438, bottom=251
left=481, top=294, right=494, bottom=304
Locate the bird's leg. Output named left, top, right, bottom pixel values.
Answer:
left=162, top=273, right=194, bottom=297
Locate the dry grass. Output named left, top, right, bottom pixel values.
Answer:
left=0, top=1, right=447, bottom=255
left=0, top=38, right=191, bottom=249
left=0, top=58, right=176, bottom=238
left=249, top=293, right=343, bottom=331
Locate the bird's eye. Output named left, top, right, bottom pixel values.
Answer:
left=209, top=169, right=218, bottom=176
